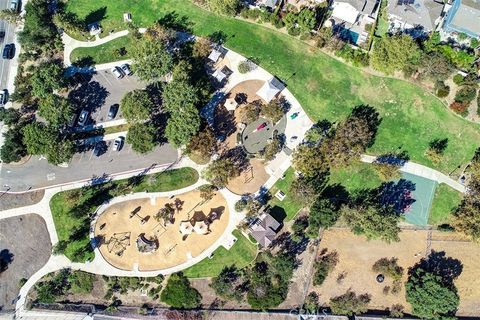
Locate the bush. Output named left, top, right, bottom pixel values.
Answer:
left=435, top=81, right=450, bottom=98
left=234, top=199, right=247, bottom=212
left=449, top=101, right=469, bottom=115
left=238, top=60, right=253, bottom=74
left=68, top=271, right=95, bottom=294
left=287, top=27, right=301, bottom=37
left=160, top=273, right=202, bottom=309
left=372, top=257, right=403, bottom=280
left=313, top=251, right=338, bottom=286
left=454, top=86, right=477, bottom=103
left=452, top=74, right=464, bottom=85
left=270, top=15, right=284, bottom=29
left=329, top=291, right=371, bottom=316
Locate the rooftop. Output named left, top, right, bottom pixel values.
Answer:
left=444, top=0, right=480, bottom=38
left=387, top=0, right=444, bottom=31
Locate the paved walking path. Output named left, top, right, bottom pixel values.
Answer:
left=63, top=31, right=129, bottom=66
left=361, top=155, right=466, bottom=193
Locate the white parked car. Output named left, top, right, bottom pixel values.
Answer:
left=112, top=136, right=124, bottom=151
left=77, top=109, right=89, bottom=126
left=121, top=64, right=132, bottom=76
left=111, top=66, right=124, bottom=78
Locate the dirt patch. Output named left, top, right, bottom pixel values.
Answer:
left=228, top=80, right=264, bottom=103
left=0, top=214, right=51, bottom=311
left=0, top=190, right=45, bottom=211
left=310, top=229, right=480, bottom=316
left=95, top=190, right=230, bottom=271
left=227, top=159, right=269, bottom=195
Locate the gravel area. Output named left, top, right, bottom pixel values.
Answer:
left=0, top=190, right=45, bottom=211
left=0, top=214, right=51, bottom=311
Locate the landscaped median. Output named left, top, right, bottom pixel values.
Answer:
left=50, top=167, right=199, bottom=263
left=66, top=0, right=480, bottom=175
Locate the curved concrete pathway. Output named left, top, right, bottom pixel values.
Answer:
left=361, top=154, right=466, bottom=193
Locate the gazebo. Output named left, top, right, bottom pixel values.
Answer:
left=225, top=97, right=238, bottom=111
left=256, top=77, right=285, bottom=103
left=208, top=46, right=228, bottom=63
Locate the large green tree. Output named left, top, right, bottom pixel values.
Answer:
left=207, top=0, right=240, bottom=16
left=210, top=265, right=243, bottom=301
left=160, top=273, right=202, bottom=309
left=165, top=105, right=201, bottom=147
left=0, top=125, right=27, bottom=163
left=371, top=35, right=422, bottom=74
left=38, top=94, right=74, bottom=127
left=203, top=158, right=237, bottom=187
left=307, top=198, right=341, bottom=238
left=162, top=79, right=198, bottom=114
left=126, top=123, right=157, bottom=154
left=131, top=37, right=173, bottom=82
left=30, top=62, right=65, bottom=99
left=121, top=90, right=154, bottom=123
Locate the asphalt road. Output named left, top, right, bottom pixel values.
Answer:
left=0, top=140, right=178, bottom=192
left=0, top=0, right=17, bottom=92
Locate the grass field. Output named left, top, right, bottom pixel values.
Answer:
left=268, top=167, right=302, bottom=222
left=182, top=230, right=258, bottom=278
left=50, top=167, right=199, bottom=262
left=66, top=0, right=480, bottom=175
left=70, top=35, right=133, bottom=65
left=429, top=183, right=463, bottom=225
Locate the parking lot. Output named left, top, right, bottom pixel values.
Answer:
left=68, top=68, right=145, bottom=127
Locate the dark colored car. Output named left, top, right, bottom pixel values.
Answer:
left=107, top=104, right=119, bottom=120
left=2, top=44, right=14, bottom=59
left=93, top=141, right=106, bottom=157
left=0, top=31, right=5, bottom=42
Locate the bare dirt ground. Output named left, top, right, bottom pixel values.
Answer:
left=95, top=190, right=229, bottom=271
left=310, top=228, right=480, bottom=316
left=0, top=214, right=51, bottom=311
left=227, top=159, right=269, bottom=195
left=0, top=190, right=44, bottom=211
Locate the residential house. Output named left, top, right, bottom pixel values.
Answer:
left=442, top=0, right=480, bottom=40
left=249, top=212, right=282, bottom=247
left=286, top=0, right=328, bottom=9
left=246, top=0, right=280, bottom=10
left=387, top=0, right=445, bottom=38
left=329, top=0, right=379, bottom=45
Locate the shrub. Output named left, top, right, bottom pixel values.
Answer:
left=288, top=27, right=301, bottom=37
left=68, top=271, right=95, bottom=294
left=238, top=60, right=253, bottom=74
left=452, top=74, right=464, bottom=85
left=313, top=250, right=338, bottom=286
left=329, top=291, right=371, bottom=316
left=234, top=199, right=247, bottom=212
left=454, top=86, right=477, bottom=103
left=372, top=257, right=403, bottom=281
left=270, top=15, right=284, bottom=29
left=449, top=101, right=468, bottom=115
left=435, top=81, right=450, bottom=98
left=161, top=273, right=201, bottom=309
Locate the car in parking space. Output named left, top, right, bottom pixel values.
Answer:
left=77, top=109, right=89, bottom=126
left=10, top=0, right=19, bottom=11
left=0, top=89, right=8, bottom=105
left=112, top=136, right=124, bottom=151
left=107, top=104, right=119, bottom=120
left=111, top=66, right=124, bottom=79
left=121, top=64, right=133, bottom=76
left=93, top=141, right=107, bottom=157
left=2, top=44, right=14, bottom=59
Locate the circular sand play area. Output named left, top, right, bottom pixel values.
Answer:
left=94, top=190, right=229, bottom=271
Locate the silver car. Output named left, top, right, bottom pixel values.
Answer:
left=111, top=66, right=124, bottom=79
left=112, top=136, right=124, bottom=151
left=121, top=64, right=132, bottom=76
left=77, top=109, right=89, bottom=126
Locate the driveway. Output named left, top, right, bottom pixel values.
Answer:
left=68, top=69, right=145, bottom=127
left=0, top=142, right=178, bottom=192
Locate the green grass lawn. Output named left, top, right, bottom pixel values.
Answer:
left=268, top=167, right=303, bottom=222
left=428, top=183, right=463, bottom=225
left=329, top=161, right=383, bottom=192
left=70, top=35, right=133, bottom=65
left=50, top=167, right=199, bottom=262
left=182, top=229, right=257, bottom=278
left=66, top=0, right=480, bottom=176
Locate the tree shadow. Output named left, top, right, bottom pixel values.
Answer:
left=429, top=138, right=448, bottom=155
left=68, top=80, right=109, bottom=121
left=0, top=249, right=14, bottom=273
left=208, top=31, right=229, bottom=44
left=321, top=183, right=350, bottom=206
left=268, top=205, right=287, bottom=223
left=84, top=7, right=107, bottom=25
left=157, top=11, right=193, bottom=32
left=72, top=56, right=96, bottom=68
left=269, top=231, right=309, bottom=261
left=350, top=104, right=382, bottom=148
left=375, top=150, right=410, bottom=166
left=223, top=146, right=250, bottom=173
left=408, top=250, right=463, bottom=287
left=374, top=179, right=416, bottom=214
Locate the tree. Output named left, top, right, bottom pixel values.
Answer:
left=292, top=144, right=328, bottom=177
left=22, top=122, right=74, bottom=165
left=373, top=151, right=409, bottom=181
left=131, top=37, right=173, bottom=82
left=210, top=265, right=243, bottom=301
left=203, top=158, right=238, bottom=188
left=38, top=94, right=74, bottom=127
left=371, top=35, right=422, bottom=74
left=30, top=62, right=65, bottom=99
left=126, top=123, right=157, bottom=154
left=291, top=216, right=309, bottom=242
left=186, top=128, right=217, bottom=163
left=307, top=198, right=341, bottom=238
left=406, top=268, right=459, bottom=319
left=297, top=8, right=317, bottom=32
left=0, top=107, right=21, bottom=126
left=121, top=90, right=154, bottom=123
left=198, top=184, right=216, bottom=201
left=160, top=273, right=202, bottom=309
left=419, top=52, right=453, bottom=81
left=313, top=251, right=338, bottom=286
left=329, top=291, right=371, bottom=316
left=0, top=9, right=21, bottom=24
left=207, top=0, right=240, bottom=16
left=162, top=78, right=198, bottom=113
left=0, top=126, right=27, bottom=163
left=165, top=105, right=201, bottom=147
left=372, top=257, right=403, bottom=280
left=53, top=11, right=85, bottom=35
left=341, top=204, right=401, bottom=242
left=239, top=103, right=260, bottom=123
left=261, top=99, right=284, bottom=123
left=261, top=134, right=282, bottom=161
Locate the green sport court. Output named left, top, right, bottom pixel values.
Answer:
left=400, top=172, right=437, bottom=227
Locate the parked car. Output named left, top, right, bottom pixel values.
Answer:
left=111, top=66, right=124, bottom=78
left=107, top=104, right=119, bottom=120
left=120, top=64, right=132, bottom=76
left=112, top=136, right=124, bottom=151
left=77, top=109, right=89, bottom=126
left=2, top=44, right=14, bottom=59
left=10, top=0, right=19, bottom=12
left=0, top=89, right=8, bottom=105
left=0, top=31, right=5, bottom=42
left=93, top=141, right=105, bottom=157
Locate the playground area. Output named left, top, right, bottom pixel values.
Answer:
left=311, top=228, right=480, bottom=315
left=227, top=159, right=269, bottom=195
left=399, top=172, right=437, bottom=226
left=94, top=190, right=230, bottom=271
